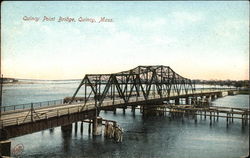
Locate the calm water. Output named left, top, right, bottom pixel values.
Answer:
left=2, top=81, right=249, bottom=158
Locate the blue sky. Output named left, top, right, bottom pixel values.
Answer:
left=1, top=1, right=249, bottom=80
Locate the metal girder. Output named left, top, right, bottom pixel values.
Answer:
left=70, top=65, right=195, bottom=109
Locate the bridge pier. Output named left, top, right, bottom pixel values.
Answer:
left=74, top=122, right=78, bottom=133
left=92, top=117, right=102, bottom=136
left=0, top=140, right=11, bottom=157
left=206, top=95, right=211, bottom=102
left=123, top=107, right=126, bottom=114
left=175, top=98, right=180, bottom=105
left=80, top=122, right=83, bottom=134
left=185, top=97, right=189, bottom=105
left=191, top=97, right=196, bottom=105
left=88, top=122, right=91, bottom=134
left=211, top=95, right=216, bottom=100
left=131, top=106, right=136, bottom=114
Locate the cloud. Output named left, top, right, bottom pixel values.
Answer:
left=125, top=17, right=167, bottom=31
left=213, top=20, right=248, bottom=40
left=171, top=11, right=203, bottom=25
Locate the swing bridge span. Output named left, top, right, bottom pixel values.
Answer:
left=0, top=65, right=248, bottom=141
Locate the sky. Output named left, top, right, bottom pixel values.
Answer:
left=1, top=1, right=249, bottom=80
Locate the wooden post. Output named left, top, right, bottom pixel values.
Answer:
left=132, top=106, right=135, bottom=115
left=88, top=122, right=91, bottom=134
left=231, top=109, right=234, bottom=123
left=175, top=98, right=179, bottom=105
left=213, top=111, right=215, bottom=122
left=241, top=114, right=244, bottom=126
left=185, top=97, right=189, bottom=105
left=31, top=103, right=34, bottom=122
left=74, top=122, right=78, bottom=133
left=217, top=111, right=219, bottom=121
left=80, top=122, right=83, bottom=134
left=0, top=140, right=11, bottom=157
left=227, top=113, right=229, bottom=125
left=194, top=111, right=197, bottom=123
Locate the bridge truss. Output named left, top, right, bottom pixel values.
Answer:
left=70, top=65, right=195, bottom=110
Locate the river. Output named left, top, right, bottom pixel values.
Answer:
left=1, top=80, right=249, bottom=158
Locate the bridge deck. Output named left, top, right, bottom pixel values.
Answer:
left=0, top=89, right=244, bottom=129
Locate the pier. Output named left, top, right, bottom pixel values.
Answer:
left=0, top=65, right=249, bottom=157
left=151, top=104, right=249, bottom=125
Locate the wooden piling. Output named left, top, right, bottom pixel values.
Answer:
left=80, top=122, right=83, bottom=134
left=88, top=122, right=91, bottom=134
left=213, top=111, right=215, bottom=122
left=74, top=122, right=78, bottom=133
left=227, top=113, right=229, bottom=124
left=0, top=140, right=11, bottom=157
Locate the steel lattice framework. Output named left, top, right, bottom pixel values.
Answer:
left=70, top=65, right=195, bottom=109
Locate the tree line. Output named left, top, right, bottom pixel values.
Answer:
left=192, top=79, right=250, bottom=88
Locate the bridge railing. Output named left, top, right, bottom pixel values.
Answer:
left=0, top=102, right=97, bottom=128
left=0, top=99, right=64, bottom=112
left=0, top=87, right=240, bottom=128
left=0, top=87, right=236, bottom=113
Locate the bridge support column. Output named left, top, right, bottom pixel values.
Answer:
left=185, top=97, right=189, bottom=105
left=80, top=122, right=83, bottom=134
left=0, top=140, right=11, bottom=157
left=88, top=122, right=91, bottom=134
left=123, top=107, right=126, bottom=114
left=131, top=106, right=136, bottom=114
left=74, top=122, right=78, bottom=133
left=210, top=95, right=213, bottom=100
left=92, top=117, right=102, bottom=136
left=214, top=94, right=217, bottom=99
left=191, top=97, right=196, bottom=105
left=61, top=124, right=73, bottom=132
left=175, top=98, right=180, bottom=105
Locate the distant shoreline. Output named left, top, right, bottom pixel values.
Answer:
left=3, top=81, right=36, bottom=85
left=2, top=80, right=81, bottom=85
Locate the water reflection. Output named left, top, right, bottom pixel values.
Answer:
left=61, top=127, right=72, bottom=153
left=8, top=94, right=249, bottom=158
left=49, top=128, right=54, bottom=134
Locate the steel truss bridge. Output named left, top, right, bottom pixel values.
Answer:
left=0, top=65, right=239, bottom=140
left=70, top=65, right=195, bottom=111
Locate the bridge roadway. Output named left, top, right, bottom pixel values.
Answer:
left=0, top=89, right=240, bottom=140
